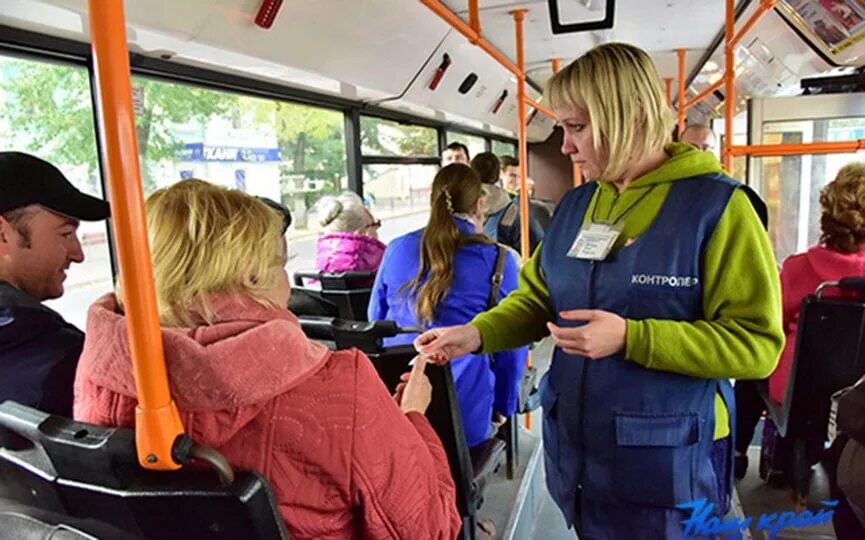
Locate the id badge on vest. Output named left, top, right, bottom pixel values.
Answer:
left=567, top=223, right=621, bottom=261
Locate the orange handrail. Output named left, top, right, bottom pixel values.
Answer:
left=468, top=0, right=481, bottom=42
left=524, top=96, right=556, bottom=119
left=730, top=140, right=865, bottom=157
left=684, top=77, right=724, bottom=111
left=731, top=0, right=779, bottom=48
left=510, top=8, right=533, bottom=431
left=551, top=57, right=561, bottom=74
left=88, top=0, right=184, bottom=470
left=512, top=9, right=530, bottom=264
left=664, top=78, right=673, bottom=107
left=552, top=58, right=582, bottom=186
left=724, top=0, right=735, bottom=171
left=677, top=49, right=687, bottom=135
left=419, top=0, right=520, bottom=77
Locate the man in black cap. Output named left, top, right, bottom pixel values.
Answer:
left=0, top=151, right=110, bottom=417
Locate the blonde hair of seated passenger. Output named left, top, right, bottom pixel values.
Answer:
left=116, top=179, right=284, bottom=327
left=405, top=164, right=492, bottom=325
left=545, top=42, right=674, bottom=181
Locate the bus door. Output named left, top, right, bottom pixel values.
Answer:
left=748, top=93, right=865, bottom=260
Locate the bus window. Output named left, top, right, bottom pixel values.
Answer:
left=491, top=139, right=517, bottom=158
left=130, top=76, right=346, bottom=277
left=362, top=164, right=438, bottom=242
left=446, top=131, right=485, bottom=158
left=360, top=116, right=437, bottom=157
left=0, top=53, right=112, bottom=330
left=754, top=117, right=865, bottom=261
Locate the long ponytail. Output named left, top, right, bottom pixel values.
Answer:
left=405, top=164, right=492, bottom=324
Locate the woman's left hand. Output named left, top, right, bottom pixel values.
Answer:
left=546, top=309, right=627, bottom=359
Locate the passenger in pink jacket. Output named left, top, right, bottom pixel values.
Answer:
left=74, top=180, right=461, bottom=539
left=315, top=193, right=386, bottom=275
left=769, top=162, right=865, bottom=404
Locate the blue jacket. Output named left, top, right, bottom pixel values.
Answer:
left=369, top=217, right=527, bottom=448
left=0, top=281, right=83, bottom=417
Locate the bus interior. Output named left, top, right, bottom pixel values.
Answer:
left=1, top=1, right=865, bottom=539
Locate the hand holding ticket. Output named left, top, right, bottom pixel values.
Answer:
left=398, top=355, right=432, bottom=415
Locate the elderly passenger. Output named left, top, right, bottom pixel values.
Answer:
left=74, top=179, right=461, bottom=539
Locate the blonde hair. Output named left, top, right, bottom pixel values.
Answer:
left=546, top=42, right=673, bottom=181
left=316, top=192, right=370, bottom=233
left=820, top=162, right=865, bottom=253
left=117, top=179, right=284, bottom=327
left=405, top=164, right=492, bottom=324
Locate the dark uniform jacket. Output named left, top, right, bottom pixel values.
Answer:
left=0, top=281, right=83, bottom=416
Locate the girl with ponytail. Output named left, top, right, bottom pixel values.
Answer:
left=369, top=164, right=527, bottom=449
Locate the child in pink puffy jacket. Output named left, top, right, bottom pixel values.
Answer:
left=314, top=193, right=385, bottom=275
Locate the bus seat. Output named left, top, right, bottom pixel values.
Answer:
left=293, top=271, right=375, bottom=321
left=761, top=277, right=865, bottom=503
left=298, top=317, right=505, bottom=540
left=0, top=401, right=287, bottom=540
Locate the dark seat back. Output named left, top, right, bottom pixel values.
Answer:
left=299, top=317, right=495, bottom=540
left=0, top=401, right=287, bottom=540
left=293, top=271, right=375, bottom=321
left=767, top=278, right=865, bottom=441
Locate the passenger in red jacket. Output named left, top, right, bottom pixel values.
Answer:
left=74, top=179, right=461, bottom=539
left=769, top=162, right=865, bottom=404
left=735, top=163, right=865, bottom=479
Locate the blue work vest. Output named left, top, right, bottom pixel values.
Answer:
left=539, top=175, right=739, bottom=538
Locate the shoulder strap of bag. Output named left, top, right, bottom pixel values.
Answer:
left=488, top=245, right=506, bottom=309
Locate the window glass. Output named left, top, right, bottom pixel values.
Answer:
left=360, top=116, right=437, bottom=157
left=446, top=131, right=486, bottom=159
left=0, top=54, right=112, bottom=330
left=362, top=164, right=438, bottom=242
left=491, top=139, right=517, bottom=159
left=131, top=76, right=346, bottom=276
left=756, top=118, right=865, bottom=261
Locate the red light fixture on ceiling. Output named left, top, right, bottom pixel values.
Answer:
left=428, top=54, right=452, bottom=91
left=491, top=90, right=508, bottom=114
left=254, top=0, right=283, bottom=29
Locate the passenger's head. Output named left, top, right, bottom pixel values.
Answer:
left=135, top=179, right=288, bottom=327
left=819, top=163, right=865, bottom=254
left=441, top=142, right=470, bottom=166
left=500, top=155, right=520, bottom=192
left=317, top=192, right=380, bottom=239
left=471, top=152, right=501, bottom=185
left=546, top=42, right=673, bottom=182
left=680, top=125, right=716, bottom=152
left=0, top=152, right=109, bottom=301
left=407, top=164, right=491, bottom=323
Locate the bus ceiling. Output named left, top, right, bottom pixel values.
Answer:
left=1, top=1, right=865, bottom=141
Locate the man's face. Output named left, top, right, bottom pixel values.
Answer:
left=441, top=148, right=469, bottom=166
left=0, top=205, right=84, bottom=300
left=502, top=165, right=520, bottom=192
left=681, top=127, right=716, bottom=152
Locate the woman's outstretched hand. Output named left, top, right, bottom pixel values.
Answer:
left=413, top=325, right=482, bottom=365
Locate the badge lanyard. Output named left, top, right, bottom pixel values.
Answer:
left=567, top=186, right=657, bottom=261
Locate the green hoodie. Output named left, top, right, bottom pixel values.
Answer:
left=470, top=143, right=784, bottom=439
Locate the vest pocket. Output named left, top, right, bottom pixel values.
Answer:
left=613, top=412, right=700, bottom=508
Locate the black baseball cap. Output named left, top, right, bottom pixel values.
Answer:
left=0, top=151, right=110, bottom=221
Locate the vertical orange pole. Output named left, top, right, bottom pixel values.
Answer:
left=664, top=77, right=673, bottom=107
left=89, top=0, right=184, bottom=470
left=468, top=0, right=481, bottom=39
left=677, top=49, right=686, bottom=137
left=512, top=8, right=532, bottom=430
left=724, top=0, right=735, bottom=172
left=551, top=57, right=581, bottom=187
